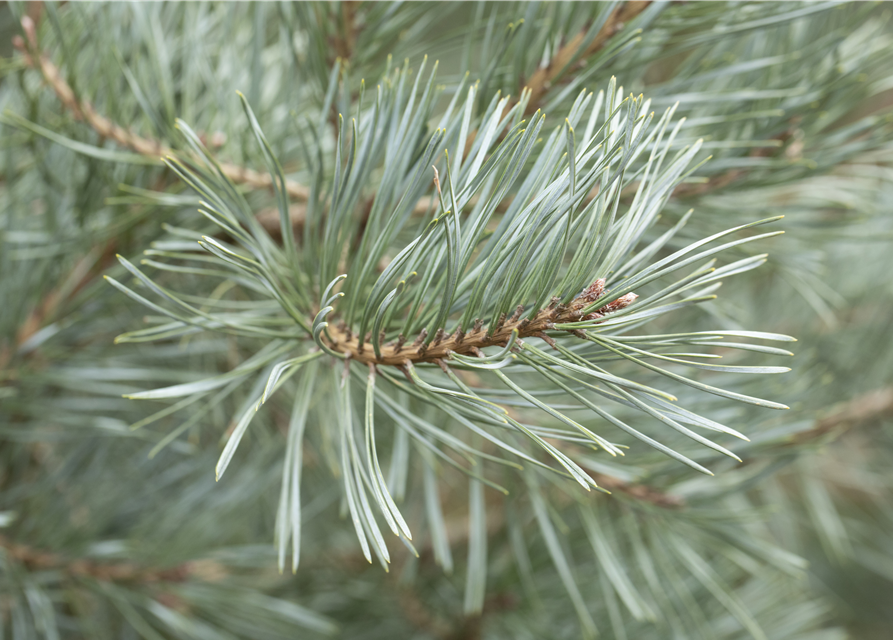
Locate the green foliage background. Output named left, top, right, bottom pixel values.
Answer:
left=1, top=2, right=893, bottom=639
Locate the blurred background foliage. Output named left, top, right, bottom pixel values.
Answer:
left=1, top=1, right=893, bottom=639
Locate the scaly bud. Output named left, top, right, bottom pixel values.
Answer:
left=578, top=278, right=606, bottom=304
left=601, top=293, right=639, bottom=313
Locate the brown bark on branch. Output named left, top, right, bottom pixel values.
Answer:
left=519, top=1, right=652, bottom=116
left=13, top=17, right=310, bottom=202
left=13, top=4, right=656, bottom=242
left=794, top=386, right=893, bottom=444
left=323, top=286, right=636, bottom=367
left=0, top=534, right=214, bottom=584
left=331, top=1, right=361, bottom=63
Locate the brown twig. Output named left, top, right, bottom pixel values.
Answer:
left=519, top=1, right=652, bottom=117
left=0, top=534, right=220, bottom=584
left=396, top=587, right=457, bottom=640
left=794, top=386, right=893, bottom=445
left=324, top=283, right=636, bottom=366
left=13, top=17, right=310, bottom=202
left=584, top=387, right=893, bottom=508
left=0, top=240, right=117, bottom=376
left=589, top=471, right=684, bottom=508
left=12, top=4, right=712, bottom=246
left=331, top=1, right=360, bottom=63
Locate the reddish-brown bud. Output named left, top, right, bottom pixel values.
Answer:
left=579, top=278, right=606, bottom=303
left=601, top=293, right=639, bottom=313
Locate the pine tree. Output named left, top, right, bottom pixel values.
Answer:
left=2, top=2, right=893, bottom=638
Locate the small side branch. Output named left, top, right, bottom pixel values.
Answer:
left=521, top=1, right=652, bottom=116
left=12, top=17, right=309, bottom=201
left=331, top=1, right=361, bottom=63
left=0, top=240, right=117, bottom=374
left=590, top=472, right=684, bottom=508
left=0, top=534, right=212, bottom=584
left=794, top=386, right=893, bottom=444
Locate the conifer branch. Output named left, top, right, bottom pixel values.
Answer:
left=519, top=1, right=652, bottom=116
left=12, top=2, right=701, bottom=253
left=13, top=4, right=658, bottom=246
left=11, top=16, right=427, bottom=239
left=13, top=17, right=310, bottom=201
left=5, top=3, right=892, bottom=637
left=795, top=386, right=893, bottom=444
left=324, top=282, right=636, bottom=366
left=0, top=241, right=116, bottom=374
left=0, top=535, right=210, bottom=584
left=331, top=1, right=361, bottom=64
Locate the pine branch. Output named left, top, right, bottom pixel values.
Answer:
left=6, top=3, right=891, bottom=637
left=331, top=1, right=361, bottom=65
left=794, top=386, right=893, bottom=444
left=324, top=285, right=637, bottom=366
left=12, top=4, right=658, bottom=246
left=12, top=17, right=310, bottom=201
left=520, top=1, right=652, bottom=116
left=11, top=4, right=708, bottom=250
left=12, top=15, right=433, bottom=240
left=0, top=241, right=116, bottom=375
left=0, top=534, right=208, bottom=584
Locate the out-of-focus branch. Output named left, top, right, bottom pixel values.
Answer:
left=0, top=534, right=224, bottom=584
left=0, top=240, right=117, bottom=375
left=520, top=1, right=652, bottom=116
left=13, top=5, right=764, bottom=245
left=331, top=1, right=361, bottom=64
left=794, top=386, right=893, bottom=444
left=590, top=471, right=684, bottom=508
left=13, top=17, right=310, bottom=202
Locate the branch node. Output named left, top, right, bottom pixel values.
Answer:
left=536, top=332, right=558, bottom=349
left=509, top=304, right=524, bottom=323
left=412, top=329, right=428, bottom=348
